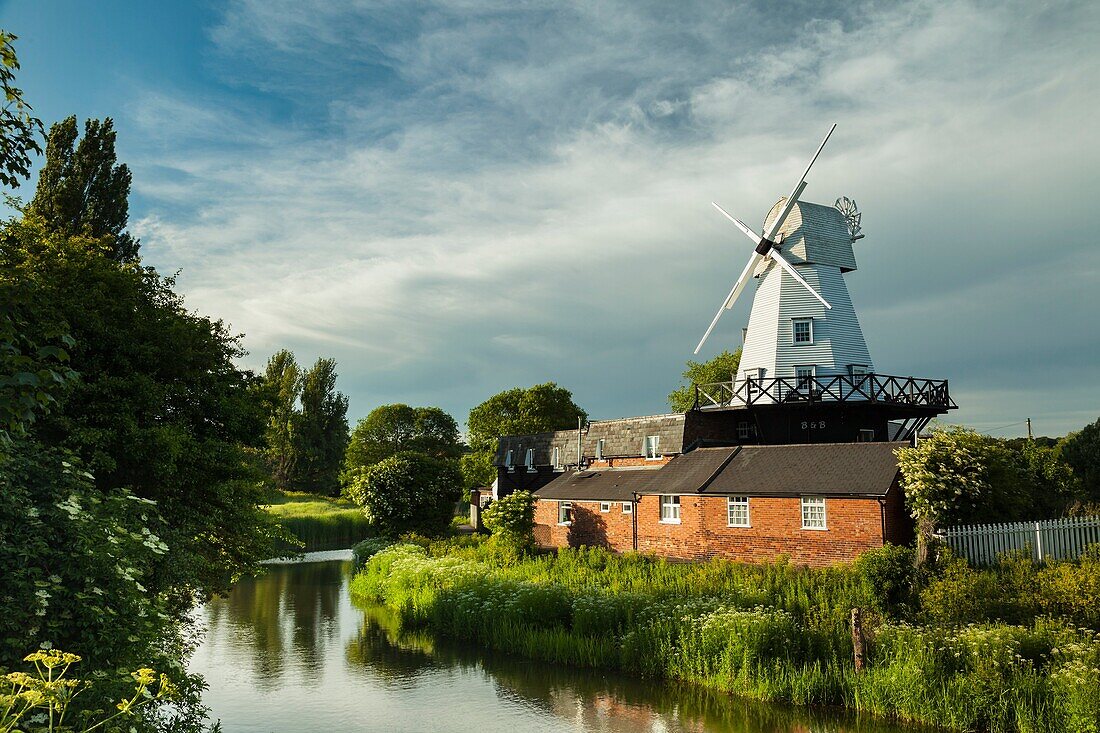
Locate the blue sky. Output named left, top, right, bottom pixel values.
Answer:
left=2, top=0, right=1097, bottom=437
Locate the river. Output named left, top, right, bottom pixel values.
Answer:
left=190, top=551, right=925, bottom=733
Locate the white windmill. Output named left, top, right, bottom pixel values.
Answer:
left=695, top=125, right=874, bottom=404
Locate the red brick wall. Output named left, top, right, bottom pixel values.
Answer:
left=586, top=456, right=674, bottom=469
left=535, top=494, right=889, bottom=567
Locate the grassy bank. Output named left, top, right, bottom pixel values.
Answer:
left=264, top=490, right=373, bottom=551
left=350, top=537, right=1100, bottom=732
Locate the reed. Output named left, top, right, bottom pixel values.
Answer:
left=264, top=490, right=373, bottom=551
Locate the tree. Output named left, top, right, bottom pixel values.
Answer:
left=1059, top=417, right=1100, bottom=502
left=346, top=403, right=461, bottom=471
left=261, top=349, right=301, bottom=489
left=345, top=452, right=463, bottom=537
left=1016, top=440, right=1081, bottom=517
left=463, top=382, right=586, bottom=488
left=289, top=357, right=349, bottom=495
left=0, top=31, right=42, bottom=189
left=483, top=490, right=536, bottom=546
left=27, top=116, right=138, bottom=261
left=667, top=348, right=741, bottom=412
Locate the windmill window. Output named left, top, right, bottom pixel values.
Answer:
left=727, top=496, right=750, bottom=527
left=644, top=435, right=661, bottom=460
left=557, top=501, right=573, bottom=526
left=801, top=497, right=827, bottom=530
left=746, top=368, right=767, bottom=401
left=524, top=448, right=536, bottom=473
left=504, top=450, right=514, bottom=472
left=595, top=439, right=605, bottom=460
left=848, top=364, right=869, bottom=377
left=793, top=318, right=814, bottom=345
left=551, top=446, right=563, bottom=471
left=622, top=502, right=633, bottom=514
left=795, top=365, right=816, bottom=390
left=659, top=495, right=681, bottom=524
left=737, top=421, right=753, bottom=440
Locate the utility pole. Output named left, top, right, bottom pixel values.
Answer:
left=1027, top=418, right=1033, bottom=441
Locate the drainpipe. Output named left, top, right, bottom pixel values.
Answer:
left=632, top=492, right=640, bottom=551
left=878, top=498, right=887, bottom=545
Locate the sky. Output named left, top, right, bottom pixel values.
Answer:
left=1, top=0, right=1097, bottom=438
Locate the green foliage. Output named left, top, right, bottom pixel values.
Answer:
left=260, top=349, right=300, bottom=490
left=346, top=404, right=461, bottom=471
left=482, top=490, right=535, bottom=545
left=289, top=358, right=349, bottom=496
left=27, top=116, right=138, bottom=262
left=459, top=449, right=495, bottom=490
left=264, top=490, right=371, bottom=552
left=667, top=348, right=742, bottom=412
left=0, top=32, right=42, bottom=190
left=2, top=215, right=280, bottom=601
left=345, top=452, right=462, bottom=537
left=0, top=307, right=75, bottom=451
left=1, top=649, right=174, bottom=733
left=853, top=544, right=915, bottom=614
left=352, top=537, right=394, bottom=566
left=466, top=382, right=586, bottom=453
left=1060, top=417, right=1100, bottom=502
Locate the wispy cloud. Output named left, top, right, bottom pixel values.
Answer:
left=126, top=0, right=1100, bottom=435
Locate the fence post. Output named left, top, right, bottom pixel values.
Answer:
left=851, top=608, right=865, bottom=672
left=1034, top=521, right=1043, bottom=563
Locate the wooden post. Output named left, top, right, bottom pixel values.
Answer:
left=469, top=489, right=482, bottom=531
left=851, top=608, right=865, bottom=672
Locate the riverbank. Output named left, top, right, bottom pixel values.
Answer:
left=264, top=489, right=372, bottom=551
left=350, top=537, right=1100, bottom=733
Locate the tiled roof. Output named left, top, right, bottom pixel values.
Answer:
left=495, top=413, right=687, bottom=466
left=534, top=467, right=662, bottom=502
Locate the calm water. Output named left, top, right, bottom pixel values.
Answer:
left=190, top=552, right=920, bottom=733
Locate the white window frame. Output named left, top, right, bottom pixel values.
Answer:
left=551, top=446, right=563, bottom=471
left=727, top=496, right=750, bottom=527
left=504, top=449, right=514, bottom=472
left=524, top=448, right=536, bottom=473
left=644, top=435, right=661, bottom=460
left=746, top=367, right=767, bottom=401
left=793, top=318, right=814, bottom=345
left=595, top=439, right=605, bottom=460
left=659, top=495, right=681, bottom=524
left=622, top=501, right=633, bottom=514
left=557, top=501, right=573, bottom=526
left=599, top=501, right=611, bottom=513
left=848, top=364, right=869, bottom=377
left=795, top=365, right=816, bottom=390
left=737, top=421, right=752, bottom=440
left=801, top=497, right=827, bottom=530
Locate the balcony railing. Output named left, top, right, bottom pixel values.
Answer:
left=693, top=373, right=956, bottom=411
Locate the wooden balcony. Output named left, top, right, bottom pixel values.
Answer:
left=693, top=373, right=956, bottom=412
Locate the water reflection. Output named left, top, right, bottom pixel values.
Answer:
left=191, top=555, right=926, bottom=733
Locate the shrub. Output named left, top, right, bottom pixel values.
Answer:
left=344, top=451, right=462, bottom=537
left=854, top=544, right=915, bottom=615
left=483, top=490, right=535, bottom=544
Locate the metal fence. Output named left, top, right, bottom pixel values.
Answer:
left=941, top=516, right=1100, bottom=565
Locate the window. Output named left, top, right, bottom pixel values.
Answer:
left=848, top=364, right=869, bottom=377
left=645, top=435, right=661, bottom=460
left=857, top=428, right=876, bottom=442
left=622, top=502, right=633, bottom=514
left=801, top=497, right=827, bottom=530
left=659, top=495, right=681, bottom=524
left=600, top=501, right=611, bottom=513
left=746, top=367, right=767, bottom=401
left=504, top=450, right=514, bottom=472
left=737, top=421, right=753, bottom=440
left=795, top=365, right=816, bottom=390
left=595, top=439, right=605, bottom=460
left=557, top=501, right=573, bottom=525
left=552, top=446, right=563, bottom=471
left=727, top=496, right=750, bottom=527
left=793, top=318, right=813, bottom=345
left=524, top=448, right=536, bottom=473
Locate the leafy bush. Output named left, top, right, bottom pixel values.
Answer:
left=854, top=544, right=915, bottom=614
left=483, top=490, right=535, bottom=544
left=344, top=451, right=462, bottom=537
left=352, top=537, right=394, bottom=566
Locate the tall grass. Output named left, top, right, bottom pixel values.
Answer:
left=264, top=490, right=372, bottom=551
left=350, top=538, right=1100, bottom=732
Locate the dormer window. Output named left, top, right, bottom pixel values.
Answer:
left=524, top=448, right=536, bottom=473
left=595, top=439, right=605, bottom=460
left=551, top=446, right=563, bottom=471
left=504, top=450, right=514, bottom=472
left=644, top=435, right=661, bottom=460
left=793, top=318, right=813, bottom=345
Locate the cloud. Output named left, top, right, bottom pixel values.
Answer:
left=126, top=0, right=1100, bottom=434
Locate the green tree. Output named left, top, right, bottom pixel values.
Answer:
left=1059, top=417, right=1100, bottom=502
left=667, top=348, right=741, bottom=412
left=0, top=31, right=42, bottom=189
left=463, top=382, right=586, bottom=488
left=261, top=349, right=301, bottom=490
left=289, top=357, right=349, bottom=495
left=345, top=451, right=462, bottom=537
left=1016, top=440, right=1081, bottom=517
left=346, top=403, right=461, bottom=471
left=483, top=489, right=536, bottom=546
left=27, top=116, right=138, bottom=262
